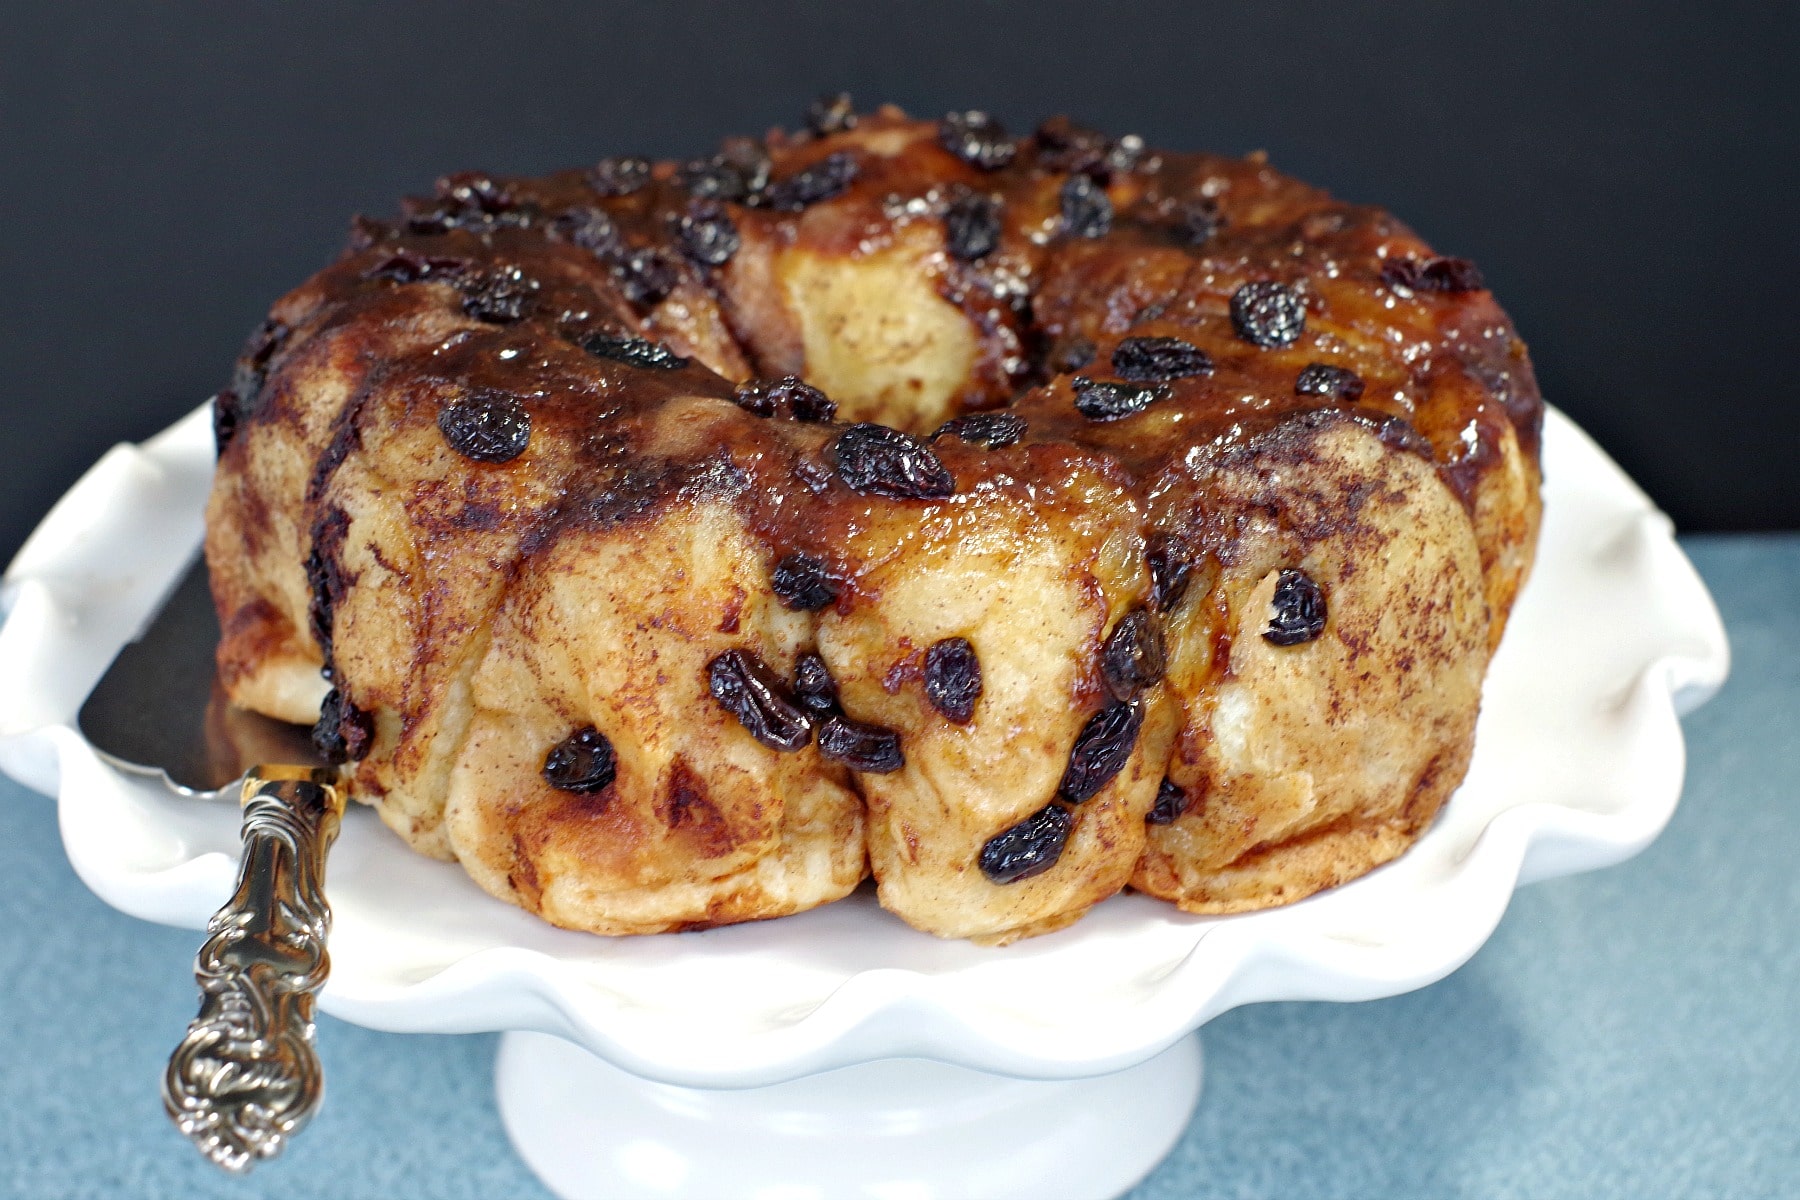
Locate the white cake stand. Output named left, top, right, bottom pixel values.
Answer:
left=0, top=405, right=1728, bottom=1200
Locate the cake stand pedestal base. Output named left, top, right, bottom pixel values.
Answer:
left=495, top=1030, right=1202, bottom=1200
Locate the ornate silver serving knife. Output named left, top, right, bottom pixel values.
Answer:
left=77, top=560, right=339, bottom=1173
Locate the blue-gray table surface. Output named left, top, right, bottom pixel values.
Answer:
left=1, top=534, right=1794, bottom=1200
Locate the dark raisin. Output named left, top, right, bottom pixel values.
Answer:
left=1107, top=135, right=1146, bottom=175
left=550, top=205, right=620, bottom=254
left=613, top=247, right=679, bottom=309
left=708, top=650, right=813, bottom=751
left=581, top=333, right=689, bottom=370
left=806, top=92, right=857, bottom=135
left=1111, top=337, right=1212, bottom=382
left=303, top=506, right=351, bottom=664
left=1071, top=375, right=1166, bottom=421
left=675, top=199, right=740, bottom=266
left=1381, top=255, right=1485, bottom=294
left=589, top=156, right=651, bottom=197
left=771, top=553, right=839, bottom=612
left=1058, top=701, right=1143, bottom=803
left=1100, top=609, right=1166, bottom=701
left=944, top=192, right=1002, bottom=261
left=978, top=804, right=1074, bottom=884
left=438, top=391, right=531, bottom=464
left=1146, top=777, right=1189, bottom=825
left=1230, top=281, right=1306, bottom=348
left=793, top=652, right=840, bottom=716
left=347, top=214, right=393, bottom=252
left=817, top=714, right=905, bottom=773
left=363, top=248, right=471, bottom=284
left=832, top=424, right=956, bottom=499
left=1178, top=198, right=1221, bottom=246
left=766, top=151, right=859, bottom=211
left=1145, top=532, right=1194, bottom=612
left=436, top=171, right=512, bottom=214
left=211, top=390, right=240, bottom=454
left=938, top=110, right=1016, bottom=170
left=923, top=637, right=982, bottom=723
left=1264, top=568, right=1327, bottom=646
left=230, top=317, right=288, bottom=409
left=731, top=376, right=837, bottom=422
left=460, top=267, right=535, bottom=324
left=677, top=155, right=749, bottom=203
left=1034, top=117, right=1106, bottom=172
left=1051, top=337, right=1096, bottom=374
left=1060, top=174, right=1113, bottom=238
left=541, top=725, right=617, bottom=794
left=1295, top=363, right=1365, bottom=402
left=312, top=687, right=373, bottom=765
left=931, top=411, right=1026, bottom=449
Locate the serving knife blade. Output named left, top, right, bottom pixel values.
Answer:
left=78, top=559, right=322, bottom=791
left=79, top=557, right=340, bottom=1172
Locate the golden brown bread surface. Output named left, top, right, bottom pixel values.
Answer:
left=204, top=103, right=1542, bottom=941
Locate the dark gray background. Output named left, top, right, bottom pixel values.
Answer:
left=3, top=1, right=1794, bottom=562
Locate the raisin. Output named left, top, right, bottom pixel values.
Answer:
left=806, top=92, right=858, bottom=135
left=1230, top=280, right=1306, bottom=348
left=1178, top=198, right=1221, bottom=246
left=1145, top=532, right=1194, bottom=612
left=1100, top=609, right=1166, bottom=701
left=438, top=391, right=531, bottom=464
left=677, top=154, right=751, bottom=203
left=938, top=110, right=1016, bottom=170
left=979, top=804, right=1073, bottom=884
left=1146, top=777, right=1189, bottom=825
left=766, top=151, right=859, bottom=211
left=793, top=652, right=840, bottom=716
left=923, top=637, right=982, bottom=723
left=1060, top=174, right=1113, bottom=238
left=589, top=156, right=652, bottom=197
left=1111, top=337, right=1212, bottom=382
left=708, top=650, right=813, bottom=751
left=1295, top=363, right=1365, bottom=401
left=931, top=411, right=1026, bottom=449
left=303, top=506, right=351, bottom=665
left=1051, top=337, right=1096, bottom=374
left=1071, top=375, right=1166, bottom=421
left=675, top=199, right=740, bottom=266
left=551, top=205, right=620, bottom=254
left=460, top=267, right=535, bottom=324
left=613, top=247, right=679, bottom=309
left=817, top=714, right=905, bottom=773
left=347, top=214, right=393, bottom=252
left=541, top=725, right=617, bottom=794
left=211, top=390, right=240, bottom=454
left=1108, top=135, right=1147, bottom=175
left=582, top=333, right=689, bottom=370
left=944, top=192, right=1002, bottom=262
left=437, top=170, right=512, bottom=214
left=771, top=553, right=839, bottom=611
left=1058, top=701, right=1143, bottom=803
left=1264, top=568, right=1327, bottom=645
left=312, top=687, right=373, bottom=765
left=833, top=424, right=955, bottom=499
left=1029, top=118, right=1108, bottom=178
left=1381, top=255, right=1485, bottom=294
left=363, top=248, right=471, bottom=284
left=731, top=376, right=837, bottom=422
left=230, top=317, right=288, bottom=408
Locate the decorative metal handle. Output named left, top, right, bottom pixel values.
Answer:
left=163, top=765, right=344, bottom=1173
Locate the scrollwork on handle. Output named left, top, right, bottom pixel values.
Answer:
left=162, top=765, right=344, bottom=1173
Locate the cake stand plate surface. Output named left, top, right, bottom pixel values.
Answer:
left=0, top=405, right=1727, bottom=1199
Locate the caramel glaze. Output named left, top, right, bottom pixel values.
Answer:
left=212, top=105, right=1543, bottom=899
